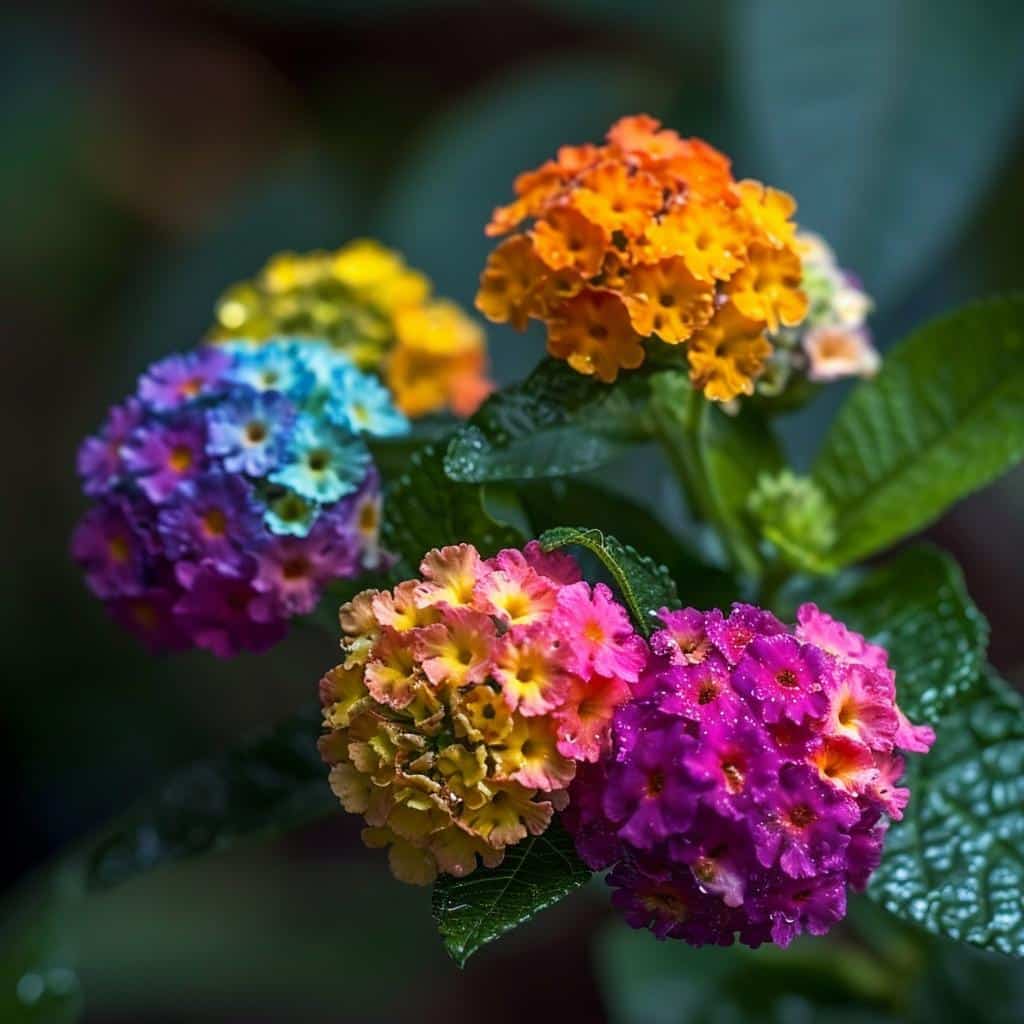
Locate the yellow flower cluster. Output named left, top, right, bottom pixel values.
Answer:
left=476, top=116, right=809, bottom=401
left=209, top=239, right=491, bottom=417
left=319, top=544, right=581, bottom=885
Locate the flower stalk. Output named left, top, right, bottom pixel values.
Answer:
left=650, top=380, right=764, bottom=582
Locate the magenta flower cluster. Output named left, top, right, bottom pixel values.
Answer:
left=72, top=339, right=402, bottom=656
left=563, top=602, right=935, bottom=948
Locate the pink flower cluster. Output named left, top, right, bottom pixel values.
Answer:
left=563, top=602, right=934, bottom=948
left=318, top=541, right=648, bottom=884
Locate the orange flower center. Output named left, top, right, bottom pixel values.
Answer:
left=168, top=446, right=193, bottom=473
left=201, top=508, right=228, bottom=539
left=787, top=803, right=817, bottom=829
left=359, top=502, right=379, bottom=531
left=641, top=885, right=689, bottom=921
left=107, top=535, right=130, bottom=564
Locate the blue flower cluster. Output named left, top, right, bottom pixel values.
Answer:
left=73, top=338, right=408, bottom=656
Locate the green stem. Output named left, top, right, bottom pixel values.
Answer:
left=652, top=383, right=763, bottom=582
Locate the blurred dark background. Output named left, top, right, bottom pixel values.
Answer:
left=4, top=1, right=1023, bottom=1021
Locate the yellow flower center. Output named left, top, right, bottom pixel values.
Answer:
left=359, top=501, right=378, bottom=532
left=837, top=699, right=857, bottom=727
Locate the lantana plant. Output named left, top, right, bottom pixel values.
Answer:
left=12, top=115, right=1024, bottom=1019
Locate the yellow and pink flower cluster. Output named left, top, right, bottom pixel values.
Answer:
left=318, top=541, right=646, bottom=884
left=476, top=115, right=808, bottom=401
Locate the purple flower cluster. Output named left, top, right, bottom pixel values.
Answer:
left=72, top=339, right=405, bottom=656
left=563, top=602, right=935, bottom=948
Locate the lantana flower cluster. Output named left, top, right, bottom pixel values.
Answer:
left=210, top=239, right=492, bottom=418
left=564, top=602, right=934, bottom=948
left=476, top=114, right=809, bottom=401
left=756, top=231, right=879, bottom=397
left=73, top=338, right=403, bottom=656
left=318, top=541, right=646, bottom=885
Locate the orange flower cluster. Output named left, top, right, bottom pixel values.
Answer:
left=476, top=116, right=809, bottom=401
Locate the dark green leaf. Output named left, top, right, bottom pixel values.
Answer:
left=444, top=359, right=652, bottom=483
left=520, top=478, right=738, bottom=611
left=869, top=669, right=1024, bottom=957
left=381, top=442, right=524, bottom=574
left=539, top=526, right=679, bottom=636
left=812, top=296, right=1024, bottom=566
left=650, top=371, right=784, bottom=578
left=86, top=706, right=331, bottom=890
left=367, top=416, right=457, bottom=481
left=798, top=545, right=988, bottom=723
left=911, top=930, right=1024, bottom=1024
left=432, top=820, right=590, bottom=967
left=737, top=2, right=1024, bottom=310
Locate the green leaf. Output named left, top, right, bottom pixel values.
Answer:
left=812, top=295, right=1024, bottom=566
left=598, top=900, right=1024, bottom=1024
left=367, top=416, right=457, bottom=480
left=911, top=931, right=1024, bottom=1024
left=539, top=526, right=679, bottom=636
left=86, top=706, right=332, bottom=890
left=444, top=359, right=652, bottom=483
left=520, top=478, right=739, bottom=611
left=798, top=545, right=988, bottom=723
left=431, top=820, right=590, bottom=967
left=381, top=442, right=524, bottom=574
left=736, top=1, right=1024, bottom=310
left=650, top=371, right=784, bottom=578
left=596, top=919, right=900, bottom=1024
left=869, top=669, right=1024, bottom=957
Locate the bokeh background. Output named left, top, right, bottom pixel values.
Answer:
left=5, top=1, right=1024, bottom=1021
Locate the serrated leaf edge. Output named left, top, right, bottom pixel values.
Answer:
left=432, top=828, right=590, bottom=967
left=539, top=525, right=678, bottom=636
